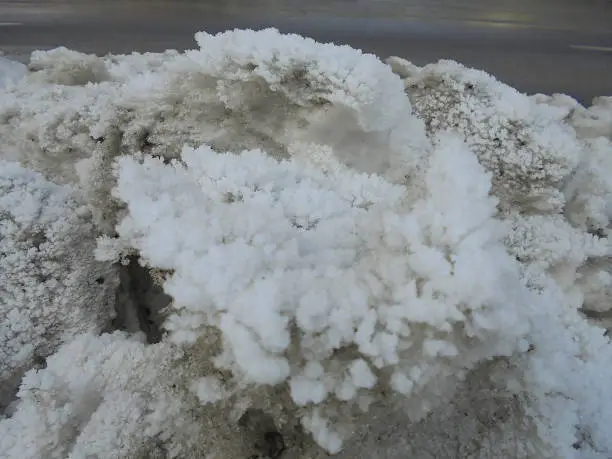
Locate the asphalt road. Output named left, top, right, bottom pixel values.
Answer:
left=1, top=0, right=612, bottom=104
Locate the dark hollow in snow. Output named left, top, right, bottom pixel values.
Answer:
left=113, top=256, right=172, bottom=343
left=239, top=408, right=287, bottom=459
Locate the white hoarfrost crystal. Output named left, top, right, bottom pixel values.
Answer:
left=98, top=136, right=534, bottom=451
left=0, top=28, right=428, bottom=232
left=385, top=56, right=612, bottom=458
left=532, top=93, right=612, bottom=141
left=387, top=57, right=583, bottom=215
left=0, top=332, right=205, bottom=459
left=27, top=47, right=111, bottom=86
left=0, top=160, right=117, bottom=411
left=388, top=55, right=612, bottom=327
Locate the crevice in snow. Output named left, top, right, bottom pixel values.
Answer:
left=113, top=256, right=171, bottom=344
left=238, top=408, right=287, bottom=459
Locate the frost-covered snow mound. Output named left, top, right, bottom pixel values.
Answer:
left=0, top=161, right=117, bottom=413
left=1, top=28, right=612, bottom=459
left=387, top=56, right=612, bottom=319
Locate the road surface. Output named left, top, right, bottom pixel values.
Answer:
left=1, top=0, right=611, bottom=104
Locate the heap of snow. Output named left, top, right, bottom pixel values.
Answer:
left=1, top=28, right=612, bottom=459
left=387, top=57, right=583, bottom=215
left=388, top=56, right=612, bottom=328
left=0, top=31, right=427, bottom=227
left=533, top=93, right=612, bottom=140
left=97, top=137, right=533, bottom=454
left=0, top=332, right=207, bottom=459
left=0, top=160, right=117, bottom=412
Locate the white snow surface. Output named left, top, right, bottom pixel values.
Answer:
left=1, top=28, right=612, bottom=459
left=0, top=160, right=118, bottom=413
left=0, top=56, right=27, bottom=89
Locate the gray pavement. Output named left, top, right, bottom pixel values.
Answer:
left=1, top=0, right=612, bottom=104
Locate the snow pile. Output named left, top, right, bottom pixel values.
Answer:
left=388, top=56, right=612, bottom=329
left=1, top=28, right=612, bottom=458
left=387, top=57, right=583, bottom=215
left=0, top=161, right=117, bottom=412
left=532, top=93, right=612, bottom=140
left=0, top=31, right=427, bottom=217
left=0, top=332, right=205, bottom=459
left=96, top=137, right=533, bottom=453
